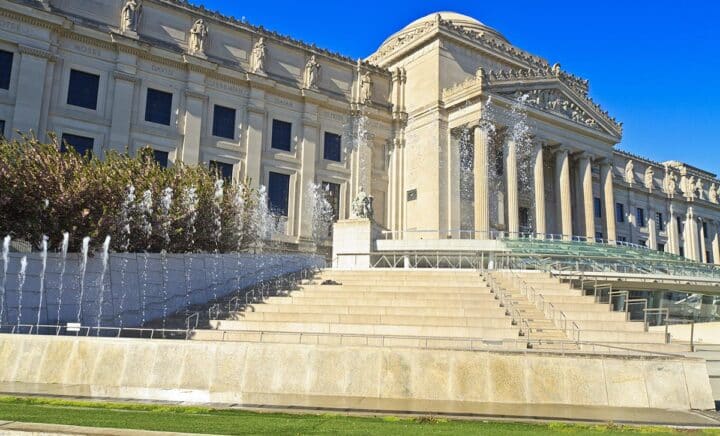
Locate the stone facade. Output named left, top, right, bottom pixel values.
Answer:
left=0, top=4, right=717, bottom=262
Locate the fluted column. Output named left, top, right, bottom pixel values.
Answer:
left=579, top=154, right=595, bottom=241
left=668, top=204, right=680, bottom=255
left=505, top=136, right=519, bottom=238
left=685, top=208, right=700, bottom=261
left=712, top=223, right=720, bottom=265
left=474, top=124, right=490, bottom=239
left=533, top=143, right=546, bottom=237
left=600, top=161, right=616, bottom=242
left=555, top=148, right=572, bottom=240
left=700, top=217, right=708, bottom=263
left=647, top=210, right=658, bottom=250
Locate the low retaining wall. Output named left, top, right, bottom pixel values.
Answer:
left=0, top=253, right=324, bottom=327
left=0, top=335, right=713, bottom=411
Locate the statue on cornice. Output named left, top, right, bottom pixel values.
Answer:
left=696, top=178, right=705, bottom=200
left=624, top=160, right=635, bottom=185
left=250, top=38, right=266, bottom=74
left=551, top=63, right=561, bottom=76
left=709, top=183, right=718, bottom=204
left=663, top=170, right=677, bottom=196
left=360, top=71, right=373, bottom=104
left=303, top=55, right=320, bottom=89
left=681, top=175, right=696, bottom=200
left=188, top=19, right=208, bottom=56
left=644, top=166, right=654, bottom=191
left=120, top=0, right=142, bottom=33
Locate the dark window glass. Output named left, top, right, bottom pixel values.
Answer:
left=679, top=246, right=685, bottom=257
left=658, top=243, right=665, bottom=252
left=519, top=207, right=530, bottom=229
left=268, top=172, right=290, bottom=216
left=209, top=160, right=233, bottom=182
left=67, top=69, right=100, bottom=110
left=212, top=105, right=236, bottom=139
left=595, top=232, right=603, bottom=242
left=636, top=208, right=645, bottom=227
left=0, top=50, right=13, bottom=90
left=271, top=119, right=292, bottom=151
left=677, top=216, right=683, bottom=233
left=323, top=132, right=342, bottom=162
left=703, top=222, right=708, bottom=237
left=615, top=203, right=624, bottom=223
left=145, top=88, right=173, bottom=125
left=707, top=251, right=712, bottom=263
left=593, top=197, right=602, bottom=218
left=153, top=150, right=169, bottom=168
left=0, top=120, right=5, bottom=138
left=656, top=212, right=664, bottom=231
left=60, top=133, right=94, bottom=158
left=322, top=181, right=341, bottom=222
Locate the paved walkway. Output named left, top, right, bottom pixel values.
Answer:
left=0, top=420, right=206, bottom=435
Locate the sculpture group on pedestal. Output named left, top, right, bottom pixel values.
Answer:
left=188, top=19, right=208, bottom=56
left=120, top=0, right=142, bottom=33
left=351, top=187, right=374, bottom=220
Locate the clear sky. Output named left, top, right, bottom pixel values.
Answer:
left=199, top=0, right=719, bottom=173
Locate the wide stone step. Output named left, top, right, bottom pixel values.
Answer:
left=266, top=295, right=501, bottom=308
left=209, top=319, right=520, bottom=340
left=238, top=311, right=513, bottom=328
left=248, top=303, right=506, bottom=317
left=549, top=302, right=617, bottom=312
left=553, top=310, right=629, bottom=321
left=316, top=279, right=485, bottom=288
left=289, top=290, right=496, bottom=301
left=569, top=319, right=646, bottom=332
left=303, top=284, right=491, bottom=293
left=577, top=329, right=667, bottom=344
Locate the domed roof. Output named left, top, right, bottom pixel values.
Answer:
left=379, top=12, right=507, bottom=48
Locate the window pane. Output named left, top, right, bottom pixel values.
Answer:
left=153, top=150, right=169, bottom=168
left=67, top=69, right=100, bottom=110
left=593, top=197, right=602, bottom=218
left=145, top=88, right=173, bottom=125
left=323, top=132, right=342, bottom=162
left=61, top=133, right=94, bottom=158
left=616, top=203, right=624, bottom=223
left=0, top=50, right=13, bottom=90
left=209, top=160, right=233, bottom=182
left=268, top=172, right=290, bottom=216
left=212, top=105, right=236, bottom=139
left=271, top=119, right=292, bottom=151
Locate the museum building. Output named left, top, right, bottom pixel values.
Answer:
left=0, top=1, right=719, bottom=262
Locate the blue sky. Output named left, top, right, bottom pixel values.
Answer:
left=199, top=0, right=719, bottom=173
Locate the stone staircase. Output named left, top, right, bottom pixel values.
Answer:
left=689, top=344, right=720, bottom=409
left=193, top=270, right=527, bottom=348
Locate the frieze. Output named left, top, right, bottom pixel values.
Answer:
left=206, top=78, right=249, bottom=96
left=269, top=95, right=296, bottom=108
left=320, top=110, right=348, bottom=123
left=0, top=17, right=43, bottom=38
left=497, top=88, right=603, bottom=132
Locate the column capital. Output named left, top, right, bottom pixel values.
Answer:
left=574, top=151, right=596, bottom=162
left=113, top=70, right=137, bottom=83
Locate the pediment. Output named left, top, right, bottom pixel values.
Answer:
left=486, top=69, right=623, bottom=139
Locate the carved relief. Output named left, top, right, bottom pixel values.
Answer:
left=188, top=19, right=208, bottom=56
left=644, top=166, right=654, bottom=191
left=120, top=0, right=142, bottom=33
left=303, top=55, right=320, bottom=89
left=250, top=37, right=266, bottom=74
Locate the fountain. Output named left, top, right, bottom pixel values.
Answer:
left=16, top=256, right=27, bottom=328
left=0, top=235, right=10, bottom=327
left=95, top=236, right=111, bottom=333
left=55, top=233, right=69, bottom=324
left=35, top=236, right=48, bottom=329
left=76, top=236, right=90, bottom=323
left=308, top=182, right=334, bottom=243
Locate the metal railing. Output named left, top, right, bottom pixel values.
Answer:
left=4, top=323, right=191, bottom=339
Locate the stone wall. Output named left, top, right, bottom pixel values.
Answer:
left=0, top=335, right=714, bottom=411
left=0, top=252, right=324, bottom=328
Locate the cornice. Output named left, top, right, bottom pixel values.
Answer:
left=112, top=70, right=137, bottom=82
left=17, top=44, right=55, bottom=60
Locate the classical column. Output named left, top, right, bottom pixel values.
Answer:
left=578, top=154, right=595, bottom=241
left=668, top=204, right=680, bottom=255
left=712, top=223, right=720, bottom=265
left=555, top=148, right=572, bottom=240
left=533, top=143, right=546, bottom=237
left=600, top=161, right=616, bottom=242
left=505, top=136, right=519, bottom=238
left=180, top=90, right=205, bottom=165
left=647, top=210, right=658, bottom=250
left=12, top=46, right=53, bottom=138
left=474, top=124, right=490, bottom=239
left=685, top=208, right=700, bottom=261
left=297, top=106, right=319, bottom=244
left=699, top=217, right=708, bottom=263
left=108, top=71, right=137, bottom=153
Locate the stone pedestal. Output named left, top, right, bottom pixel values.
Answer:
left=332, top=219, right=381, bottom=269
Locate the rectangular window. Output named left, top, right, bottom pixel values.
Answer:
left=209, top=160, right=233, bottom=182
left=268, top=172, right=290, bottom=216
left=636, top=208, right=645, bottom=227
left=153, top=150, right=169, bottom=168
left=707, top=251, right=712, bottom=263
left=0, top=50, right=13, bottom=90
left=323, top=132, right=342, bottom=162
left=519, top=207, right=530, bottom=229
left=0, top=120, right=5, bottom=138
left=658, top=243, right=665, bottom=252
left=593, top=197, right=602, bottom=218
left=322, top=181, right=341, bottom=222
left=212, top=105, right=236, bottom=140
left=617, top=235, right=627, bottom=243
left=60, top=133, right=94, bottom=158
left=144, top=88, right=173, bottom=126
left=703, top=222, right=708, bottom=237
left=271, top=119, right=292, bottom=151
left=615, top=203, right=625, bottom=223
left=67, top=69, right=100, bottom=110
left=656, top=212, right=664, bottom=231
left=595, top=232, right=603, bottom=242
left=677, top=216, right=683, bottom=234
left=679, top=246, right=685, bottom=257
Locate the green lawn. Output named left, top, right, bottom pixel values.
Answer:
left=0, top=396, right=716, bottom=435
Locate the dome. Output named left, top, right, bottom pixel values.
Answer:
left=379, top=12, right=508, bottom=48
